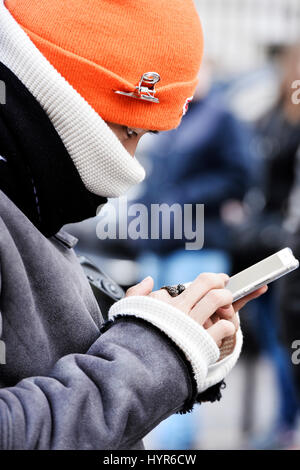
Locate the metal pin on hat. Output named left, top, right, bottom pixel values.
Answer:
left=115, top=72, right=161, bottom=103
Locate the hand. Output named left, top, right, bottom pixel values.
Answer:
left=203, top=285, right=268, bottom=346
left=126, top=274, right=242, bottom=347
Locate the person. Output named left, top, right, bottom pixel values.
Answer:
left=281, top=149, right=300, bottom=430
left=279, top=52, right=300, bottom=437
left=0, top=0, right=266, bottom=450
left=231, top=44, right=300, bottom=447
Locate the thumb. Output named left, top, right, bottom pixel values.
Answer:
left=126, top=276, right=154, bottom=297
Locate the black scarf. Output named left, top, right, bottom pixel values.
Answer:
left=0, top=62, right=106, bottom=237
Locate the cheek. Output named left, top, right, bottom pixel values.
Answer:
left=123, top=136, right=142, bottom=156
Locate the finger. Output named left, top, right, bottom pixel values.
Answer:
left=216, top=304, right=235, bottom=320
left=207, top=319, right=236, bottom=345
left=190, top=288, right=233, bottom=325
left=204, top=313, right=221, bottom=330
left=211, top=309, right=239, bottom=333
left=233, top=285, right=268, bottom=312
left=175, top=273, right=229, bottom=312
left=203, top=318, right=214, bottom=329
left=149, top=289, right=171, bottom=301
left=126, top=276, right=154, bottom=297
left=222, top=309, right=239, bottom=332
left=216, top=306, right=239, bottom=331
left=211, top=313, right=220, bottom=324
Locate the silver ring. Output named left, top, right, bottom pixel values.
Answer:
left=160, top=284, right=186, bottom=297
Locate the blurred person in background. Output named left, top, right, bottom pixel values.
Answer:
left=279, top=45, right=300, bottom=438
left=281, top=148, right=300, bottom=445
left=136, top=59, right=255, bottom=285
left=129, top=60, right=255, bottom=449
left=231, top=43, right=300, bottom=448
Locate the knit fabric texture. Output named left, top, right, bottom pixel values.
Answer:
left=109, top=296, right=243, bottom=393
left=0, top=0, right=145, bottom=198
left=5, top=0, right=203, bottom=131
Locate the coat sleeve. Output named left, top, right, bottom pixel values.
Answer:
left=0, top=318, right=193, bottom=450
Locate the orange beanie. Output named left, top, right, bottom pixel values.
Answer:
left=5, top=0, right=203, bottom=131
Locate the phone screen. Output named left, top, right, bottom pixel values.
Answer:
left=227, top=254, right=285, bottom=295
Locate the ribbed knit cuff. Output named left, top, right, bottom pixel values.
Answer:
left=109, top=296, right=220, bottom=393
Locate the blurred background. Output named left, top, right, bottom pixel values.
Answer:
left=66, top=0, right=300, bottom=450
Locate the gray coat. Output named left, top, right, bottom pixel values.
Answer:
left=0, top=190, right=192, bottom=450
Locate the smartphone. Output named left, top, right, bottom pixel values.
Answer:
left=226, top=248, right=299, bottom=302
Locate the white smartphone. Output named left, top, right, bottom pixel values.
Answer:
left=226, top=247, right=299, bottom=302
